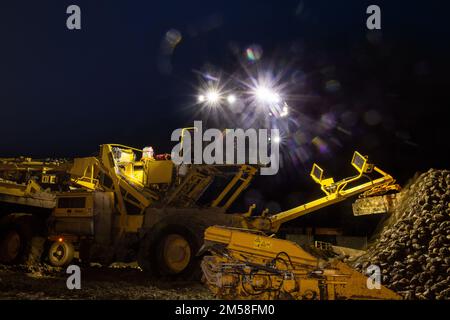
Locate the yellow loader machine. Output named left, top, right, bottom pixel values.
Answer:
left=201, top=151, right=403, bottom=299
left=0, top=138, right=403, bottom=299
left=0, top=143, right=255, bottom=278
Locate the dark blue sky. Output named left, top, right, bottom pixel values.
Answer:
left=0, top=0, right=449, bottom=185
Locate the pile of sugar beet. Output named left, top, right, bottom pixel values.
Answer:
left=352, top=169, right=450, bottom=300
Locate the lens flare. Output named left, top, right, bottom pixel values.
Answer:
left=227, top=94, right=236, bottom=104
left=245, top=44, right=263, bottom=61
left=279, top=104, right=289, bottom=117
left=254, top=86, right=281, bottom=104
left=206, top=89, right=220, bottom=105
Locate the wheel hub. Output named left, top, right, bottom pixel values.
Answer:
left=162, top=234, right=191, bottom=274
left=52, top=244, right=65, bottom=261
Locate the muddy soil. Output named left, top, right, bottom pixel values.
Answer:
left=0, top=263, right=213, bottom=300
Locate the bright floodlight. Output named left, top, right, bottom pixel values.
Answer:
left=205, top=89, right=220, bottom=105
left=273, top=135, right=281, bottom=144
left=255, top=86, right=281, bottom=104
left=227, top=94, right=236, bottom=104
left=198, top=95, right=205, bottom=103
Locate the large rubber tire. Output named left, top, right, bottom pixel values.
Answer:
left=0, top=230, right=22, bottom=264
left=48, top=241, right=75, bottom=267
left=138, top=216, right=204, bottom=280
left=0, top=215, right=36, bottom=264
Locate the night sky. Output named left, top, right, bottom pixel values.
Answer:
left=1, top=1, right=449, bottom=232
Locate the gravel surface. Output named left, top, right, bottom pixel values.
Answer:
left=0, top=263, right=213, bottom=300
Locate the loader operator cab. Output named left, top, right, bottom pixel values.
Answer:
left=110, top=145, right=174, bottom=188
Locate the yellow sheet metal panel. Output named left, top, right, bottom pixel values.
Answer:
left=115, top=148, right=135, bottom=163
left=69, top=157, right=98, bottom=177
left=204, top=225, right=233, bottom=244
left=125, top=215, right=144, bottom=232
left=145, top=160, right=173, bottom=184
left=53, top=192, right=94, bottom=217
left=206, top=226, right=318, bottom=267
left=0, top=181, right=28, bottom=197
left=332, top=261, right=401, bottom=299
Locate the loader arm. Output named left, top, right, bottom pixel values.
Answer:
left=239, top=151, right=400, bottom=233
left=266, top=166, right=395, bottom=231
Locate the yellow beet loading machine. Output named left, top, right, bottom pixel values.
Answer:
left=201, top=151, right=402, bottom=300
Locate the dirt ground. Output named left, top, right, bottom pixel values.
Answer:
left=0, top=263, right=213, bottom=300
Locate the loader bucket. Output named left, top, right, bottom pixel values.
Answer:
left=352, top=194, right=400, bottom=216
